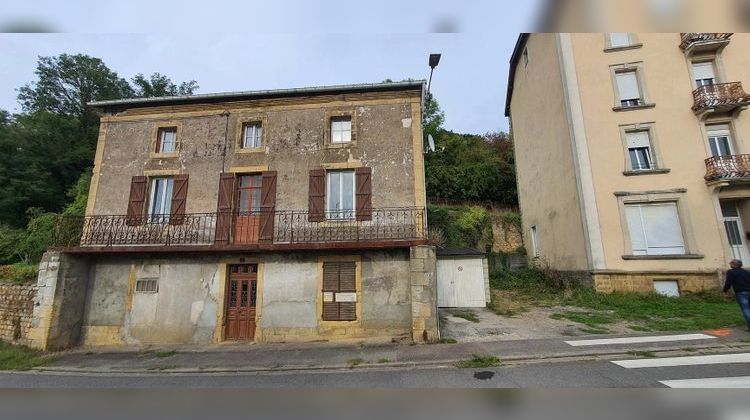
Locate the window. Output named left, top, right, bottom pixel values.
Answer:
left=530, top=225, right=540, bottom=257
left=653, top=280, right=680, bottom=297
left=330, top=117, right=352, bottom=144
left=625, top=203, right=686, bottom=256
left=706, top=124, right=733, bottom=157
left=608, top=33, right=632, bottom=48
left=522, top=48, right=529, bottom=68
left=615, top=71, right=642, bottom=107
left=241, top=122, right=262, bottom=149
left=237, top=174, right=262, bottom=215
left=326, top=171, right=355, bottom=220
left=148, top=177, right=174, bottom=223
left=135, top=278, right=158, bottom=293
left=692, top=62, right=717, bottom=87
left=626, top=131, right=654, bottom=170
left=156, top=127, right=177, bottom=153
left=321, top=261, right=356, bottom=321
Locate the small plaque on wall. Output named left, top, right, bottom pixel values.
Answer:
left=323, top=292, right=334, bottom=302
left=335, top=292, right=357, bottom=302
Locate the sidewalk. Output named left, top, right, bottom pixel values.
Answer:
left=36, top=328, right=750, bottom=374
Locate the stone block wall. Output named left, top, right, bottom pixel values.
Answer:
left=0, top=284, right=37, bottom=345
left=409, top=245, right=438, bottom=343
left=593, top=272, right=722, bottom=294
left=491, top=216, right=523, bottom=253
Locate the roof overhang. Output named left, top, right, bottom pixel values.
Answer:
left=504, top=33, right=530, bottom=118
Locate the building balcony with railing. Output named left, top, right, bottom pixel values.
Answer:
left=680, top=33, right=732, bottom=56
left=704, top=155, right=750, bottom=184
left=692, top=82, right=750, bottom=116
left=50, top=207, right=427, bottom=252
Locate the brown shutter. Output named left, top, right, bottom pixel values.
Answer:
left=322, top=262, right=340, bottom=321
left=338, top=262, right=357, bottom=321
left=169, top=174, right=189, bottom=225
left=126, top=176, right=147, bottom=226
left=214, top=173, right=235, bottom=245
left=308, top=169, right=326, bottom=222
left=355, top=167, right=372, bottom=221
left=259, top=171, right=277, bottom=242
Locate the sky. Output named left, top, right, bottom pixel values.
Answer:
left=0, top=1, right=544, bottom=134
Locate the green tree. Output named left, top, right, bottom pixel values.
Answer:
left=131, top=73, right=199, bottom=97
left=422, top=92, right=445, bottom=139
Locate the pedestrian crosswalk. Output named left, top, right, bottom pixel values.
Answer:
left=564, top=333, right=716, bottom=347
left=611, top=352, right=750, bottom=388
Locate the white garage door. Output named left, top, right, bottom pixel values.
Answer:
left=437, top=257, right=486, bottom=308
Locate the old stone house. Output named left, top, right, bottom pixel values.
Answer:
left=30, top=81, right=439, bottom=349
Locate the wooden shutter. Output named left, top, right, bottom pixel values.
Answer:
left=126, top=176, right=147, bottom=226
left=321, top=261, right=357, bottom=321
left=259, top=171, right=277, bottom=242
left=355, top=167, right=372, bottom=221
left=214, top=173, right=235, bottom=245
left=308, top=169, right=326, bottom=222
left=170, top=174, right=189, bottom=225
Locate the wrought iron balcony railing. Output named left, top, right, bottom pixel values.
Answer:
left=50, top=207, right=427, bottom=250
left=680, top=33, right=732, bottom=53
left=692, top=82, right=750, bottom=115
left=704, top=155, right=750, bottom=183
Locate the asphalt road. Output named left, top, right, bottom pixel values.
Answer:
left=3, top=356, right=750, bottom=388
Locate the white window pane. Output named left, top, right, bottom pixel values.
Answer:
left=692, top=62, right=716, bottom=81
left=625, top=206, right=647, bottom=255
left=342, top=171, right=354, bottom=212
left=626, top=131, right=650, bottom=148
left=616, top=72, right=640, bottom=100
left=641, top=204, right=685, bottom=255
left=327, top=172, right=340, bottom=212
left=609, top=33, right=631, bottom=47
left=706, top=124, right=730, bottom=135
left=160, top=130, right=176, bottom=152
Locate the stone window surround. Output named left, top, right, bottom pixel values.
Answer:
left=324, top=109, right=357, bottom=149
left=149, top=121, right=183, bottom=159
left=234, top=114, right=269, bottom=154
left=609, top=62, right=655, bottom=111
left=686, top=51, right=728, bottom=91
left=700, top=117, right=743, bottom=157
left=603, top=33, right=643, bottom=52
left=618, top=122, right=670, bottom=176
left=614, top=189, right=704, bottom=260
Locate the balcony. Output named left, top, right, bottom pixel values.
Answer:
left=50, top=207, right=427, bottom=252
left=692, top=82, right=750, bottom=117
left=704, top=155, right=750, bottom=184
left=680, top=33, right=732, bottom=56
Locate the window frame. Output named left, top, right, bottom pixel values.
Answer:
left=619, top=123, right=668, bottom=176
left=241, top=122, right=263, bottom=149
left=691, top=60, right=718, bottom=89
left=318, top=256, right=362, bottom=326
left=150, top=122, right=182, bottom=158
left=324, top=110, right=357, bottom=148
left=530, top=225, right=540, bottom=258
left=702, top=119, right=741, bottom=158
left=604, top=33, right=642, bottom=52
left=624, top=202, right=686, bottom=256
left=326, top=170, right=356, bottom=220
left=330, top=117, right=352, bottom=144
left=234, top=115, right=268, bottom=154
left=610, top=63, right=655, bottom=111
left=147, top=176, right=174, bottom=224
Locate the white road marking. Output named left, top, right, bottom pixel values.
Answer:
left=660, top=376, right=750, bottom=388
left=613, top=353, right=750, bottom=369
left=565, top=333, right=716, bottom=347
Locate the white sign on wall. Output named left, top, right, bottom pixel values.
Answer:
left=335, top=292, right=357, bottom=302
left=323, top=292, right=334, bottom=302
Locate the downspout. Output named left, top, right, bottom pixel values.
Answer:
left=221, top=110, right=230, bottom=172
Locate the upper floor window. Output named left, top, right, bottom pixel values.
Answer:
left=156, top=127, right=177, bottom=153
left=692, top=61, right=717, bottom=88
left=237, top=174, right=262, bottom=215
left=148, top=177, right=174, bottom=222
left=242, top=122, right=262, bottom=149
left=330, top=117, right=352, bottom=144
left=327, top=170, right=354, bottom=220
left=706, top=124, right=734, bottom=157
left=615, top=71, right=643, bottom=107
left=626, top=131, right=654, bottom=171
left=625, top=202, right=685, bottom=256
left=608, top=33, right=632, bottom=48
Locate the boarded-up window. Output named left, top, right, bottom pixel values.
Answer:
left=321, top=261, right=357, bottom=321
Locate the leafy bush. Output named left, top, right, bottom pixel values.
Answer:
left=427, top=204, right=494, bottom=250
left=20, top=213, right=59, bottom=264
left=0, top=263, right=37, bottom=284
left=0, top=226, right=27, bottom=265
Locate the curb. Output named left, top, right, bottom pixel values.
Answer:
left=30, top=341, right=750, bottom=376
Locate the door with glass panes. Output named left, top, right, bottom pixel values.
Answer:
left=721, top=201, right=750, bottom=264
left=224, top=264, right=258, bottom=341
left=234, top=174, right=262, bottom=244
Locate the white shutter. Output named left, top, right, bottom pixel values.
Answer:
left=692, top=62, right=716, bottom=81
left=609, top=33, right=631, bottom=48
left=641, top=203, right=685, bottom=255
left=616, top=72, right=640, bottom=100
left=626, top=131, right=651, bottom=148
left=706, top=124, right=730, bottom=136
left=625, top=206, right=648, bottom=255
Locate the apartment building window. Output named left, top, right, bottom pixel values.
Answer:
left=327, top=170, right=355, bottom=220
left=608, top=33, right=632, bottom=48
left=626, top=131, right=653, bottom=171
left=692, top=61, right=717, bottom=88
left=625, top=203, right=686, bottom=256
left=615, top=71, right=642, bottom=107
left=706, top=124, right=734, bottom=157
left=156, top=127, right=177, bottom=153
left=148, top=177, right=174, bottom=222
left=331, top=117, right=352, bottom=144
left=530, top=225, right=540, bottom=257
left=241, top=122, right=262, bottom=149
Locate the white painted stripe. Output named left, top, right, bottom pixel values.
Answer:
left=565, top=333, right=715, bottom=347
left=660, top=376, right=750, bottom=388
left=613, top=353, right=750, bottom=369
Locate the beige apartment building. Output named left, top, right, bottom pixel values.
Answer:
left=506, top=33, right=750, bottom=294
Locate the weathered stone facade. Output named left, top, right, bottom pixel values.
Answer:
left=593, top=272, right=722, bottom=294
left=0, top=284, right=37, bottom=345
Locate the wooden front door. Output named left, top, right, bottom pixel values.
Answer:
left=234, top=174, right=262, bottom=244
left=224, top=264, right=258, bottom=341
